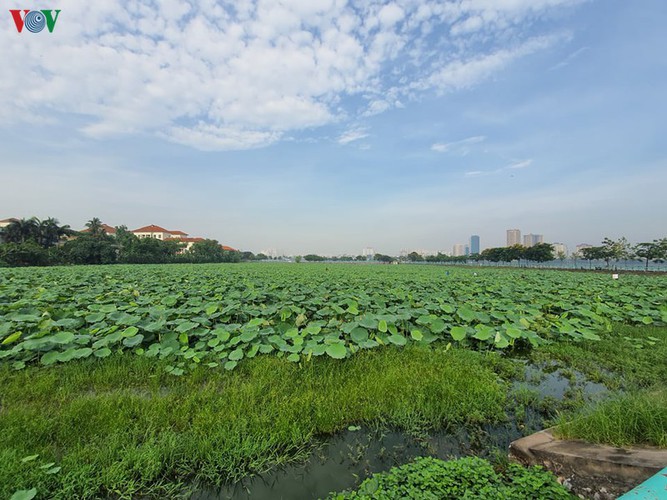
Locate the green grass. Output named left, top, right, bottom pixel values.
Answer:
left=0, top=346, right=508, bottom=499
left=555, top=389, right=667, bottom=448
left=531, top=325, right=667, bottom=390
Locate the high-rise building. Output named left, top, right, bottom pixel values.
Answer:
left=575, top=243, right=593, bottom=254
left=552, top=243, right=568, bottom=256
left=523, top=234, right=544, bottom=247
left=470, top=235, right=480, bottom=254
left=507, top=229, right=521, bottom=246
left=452, top=244, right=465, bottom=257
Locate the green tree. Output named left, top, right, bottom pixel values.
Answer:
left=408, top=251, right=423, bottom=262
left=37, top=218, right=74, bottom=248
left=374, top=253, right=394, bottom=263
left=85, top=217, right=105, bottom=237
left=303, top=254, right=326, bottom=262
left=601, top=237, right=631, bottom=269
left=114, top=226, right=139, bottom=263
left=189, top=239, right=225, bottom=263
left=2, top=217, right=39, bottom=244
left=503, top=244, right=525, bottom=264
left=634, top=239, right=667, bottom=271
left=62, top=235, right=117, bottom=265
left=0, top=242, right=50, bottom=266
left=556, top=250, right=567, bottom=264
left=581, top=246, right=605, bottom=269
left=124, top=237, right=180, bottom=263
left=480, top=247, right=503, bottom=263
left=524, top=243, right=554, bottom=264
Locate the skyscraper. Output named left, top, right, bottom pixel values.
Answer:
left=470, top=235, right=480, bottom=255
left=507, top=229, right=521, bottom=246
left=452, top=244, right=465, bottom=257
left=523, top=234, right=544, bottom=247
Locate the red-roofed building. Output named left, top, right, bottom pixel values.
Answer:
left=131, top=225, right=187, bottom=240
left=168, top=230, right=189, bottom=238
left=0, top=218, right=18, bottom=243
left=131, top=224, right=237, bottom=253
left=81, top=223, right=117, bottom=236
left=165, top=236, right=204, bottom=252
left=0, top=218, right=18, bottom=228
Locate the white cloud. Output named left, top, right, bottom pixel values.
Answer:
left=338, top=127, right=369, bottom=145
left=0, top=0, right=581, bottom=150
left=507, top=159, right=533, bottom=169
left=431, top=135, right=486, bottom=154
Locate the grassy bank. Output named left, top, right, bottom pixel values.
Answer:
left=555, top=389, right=667, bottom=448
left=535, top=325, right=667, bottom=448
left=0, top=346, right=508, bottom=499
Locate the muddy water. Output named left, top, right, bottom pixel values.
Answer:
left=193, top=427, right=470, bottom=500
left=192, top=363, right=609, bottom=499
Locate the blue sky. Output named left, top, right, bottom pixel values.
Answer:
left=1, top=0, right=666, bottom=255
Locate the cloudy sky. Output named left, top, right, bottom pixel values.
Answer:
left=2, top=0, right=666, bottom=255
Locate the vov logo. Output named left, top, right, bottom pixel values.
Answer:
left=10, top=9, right=61, bottom=33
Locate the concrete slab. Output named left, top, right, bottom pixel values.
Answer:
left=509, top=429, right=667, bottom=499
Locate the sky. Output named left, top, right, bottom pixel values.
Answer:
left=1, top=0, right=666, bottom=256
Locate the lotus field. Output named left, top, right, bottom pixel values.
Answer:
left=1, top=264, right=665, bottom=372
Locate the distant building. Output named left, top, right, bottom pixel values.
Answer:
left=470, top=235, right=480, bottom=254
left=552, top=242, right=568, bottom=256
left=131, top=224, right=188, bottom=240
left=464, top=245, right=470, bottom=256
left=452, top=243, right=465, bottom=257
left=0, top=218, right=17, bottom=228
left=575, top=243, right=593, bottom=254
left=80, top=223, right=117, bottom=236
left=164, top=236, right=205, bottom=252
left=523, top=234, right=544, bottom=247
left=507, top=229, right=521, bottom=246
left=362, top=247, right=375, bottom=259
left=0, top=218, right=18, bottom=243
left=261, top=248, right=279, bottom=259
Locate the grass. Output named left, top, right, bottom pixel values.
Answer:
left=1, top=318, right=665, bottom=498
left=0, top=346, right=508, bottom=499
left=554, top=389, right=667, bottom=448
left=534, top=325, right=667, bottom=448
left=531, top=325, right=667, bottom=390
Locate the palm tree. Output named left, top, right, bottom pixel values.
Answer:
left=2, top=217, right=39, bottom=244
left=38, top=218, right=75, bottom=248
left=85, top=217, right=104, bottom=237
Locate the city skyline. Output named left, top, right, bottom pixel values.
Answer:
left=1, top=1, right=666, bottom=255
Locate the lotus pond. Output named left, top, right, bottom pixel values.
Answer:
left=1, top=264, right=665, bottom=371
left=1, top=264, right=665, bottom=498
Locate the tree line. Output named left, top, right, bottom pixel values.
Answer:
left=298, top=236, right=667, bottom=270
left=575, top=237, right=667, bottom=271
left=0, top=217, right=244, bottom=267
